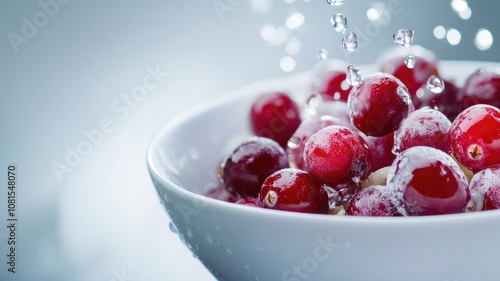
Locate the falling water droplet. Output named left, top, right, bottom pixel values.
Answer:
left=426, top=75, right=445, bottom=93
left=342, top=32, right=358, bottom=51
left=404, top=55, right=416, bottom=69
left=169, top=222, right=178, bottom=234
left=287, top=136, right=301, bottom=149
left=317, top=48, right=328, bottom=60
left=326, top=0, right=345, bottom=6
left=346, top=65, right=362, bottom=86
left=330, top=13, right=348, bottom=33
left=393, top=28, right=414, bottom=47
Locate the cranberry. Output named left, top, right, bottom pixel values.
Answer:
left=363, top=132, right=395, bottom=173
left=449, top=104, right=500, bottom=172
left=393, top=108, right=452, bottom=154
left=258, top=168, right=329, bottom=214
left=469, top=164, right=500, bottom=210
left=235, top=197, right=260, bottom=207
left=311, top=68, right=352, bottom=102
left=346, top=185, right=402, bottom=217
left=316, top=101, right=354, bottom=129
left=458, top=68, right=500, bottom=109
left=304, top=125, right=371, bottom=185
left=387, top=146, right=470, bottom=216
left=250, top=92, right=302, bottom=147
left=413, top=79, right=462, bottom=121
left=347, top=72, right=412, bottom=136
left=222, top=137, right=289, bottom=198
left=379, top=45, right=439, bottom=96
left=287, top=116, right=341, bottom=170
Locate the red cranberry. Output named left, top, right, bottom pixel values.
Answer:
left=348, top=72, right=412, bottom=136
left=393, top=108, right=452, bottom=154
left=258, top=168, right=329, bottom=214
left=311, top=68, right=352, bottom=102
left=287, top=116, right=341, bottom=170
left=346, top=185, right=402, bottom=217
left=304, top=125, right=371, bottom=185
left=235, top=197, right=260, bottom=207
left=449, top=104, right=500, bottom=172
left=469, top=164, right=500, bottom=210
left=458, top=68, right=500, bottom=109
left=413, top=79, right=462, bottom=121
left=250, top=92, right=302, bottom=147
left=222, top=137, right=289, bottom=198
left=316, top=101, right=354, bottom=129
left=363, top=132, right=395, bottom=173
left=387, top=146, right=470, bottom=216
left=379, top=45, right=439, bottom=96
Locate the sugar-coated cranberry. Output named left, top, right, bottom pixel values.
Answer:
left=222, top=137, right=289, bottom=198
left=348, top=72, right=412, bottom=136
left=316, top=101, right=354, bottom=129
left=363, top=132, right=395, bottom=173
left=258, top=168, right=329, bottom=214
left=379, top=45, right=439, bottom=96
left=458, top=68, right=500, bottom=109
left=205, top=183, right=238, bottom=203
left=413, top=79, right=462, bottom=121
left=311, top=68, right=352, bottom=102
left=387, top=146, right=470, bottom=216
left=393, top=108, right=452, bottom=154
left=449, top=104, right=500, bottom=172
left=250, top=92, right=302, bottom=147
left=346, top=185, right=402, bottom=217
left=304, top=125, right=371, bottom=185
left=469, top=164, right=500, bottom=210
left=235, top=197, right=260, bottom=207
left=287, top=116, right=341, bottom=170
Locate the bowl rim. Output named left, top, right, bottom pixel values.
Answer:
left=147, top=60, right=500, bottom=225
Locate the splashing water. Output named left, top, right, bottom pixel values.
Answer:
left=426, top=75, right=445, bottom=93
left=323, top=185, right=340, bottom=208
left=346, top=65, right=362, bottom=86
left=317, top=48, right=328, bottom=60
left=326, top=0, right=345, bottom=6
left=330, top=13, right=348, bottom=33
left=404, top=55, right=416, bottom=69
left=342, top=32, right=358, bottom=51
left=393, top=28, right=414, bottom=47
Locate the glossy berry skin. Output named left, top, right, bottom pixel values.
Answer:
left=348, top=73, right=412, bottom=136
left=458, top=68, right=500, bottom=109
left=311, top=69, right=352, bottom=102
left=287, top=116, right=341, bottom=170
left=346, top=185, right=402, bottom=217
left=379, top=45, right=439, bottom=96
left=250, top=92, right=302, bottom=147
left=222, top=137, right=289, bottom=198
left=393, top=108, right=452, bottom=154
left=469, top=164, right=500, bottom=210
left=413, top=79, right=462, bottom=121
left=387, top=146, right=470, bottom=216
left=235, top=197, right=260, bottom=207
left=304, top=125, right=371, bottom=186
left=449, top=104, right=500, bottom=172
left=363, top=132, right=395, bottom=174
left=258, top=168, right=328, bottom=214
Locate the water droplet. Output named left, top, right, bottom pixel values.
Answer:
left=323, top=185, right=340, bottom=208
left=342, top=32, right=358, bottom=51
left=404, top=55, right=416, bottom=69
left=304, top=92, right=323, bottom=117
left=287, top=136, right=300, bottom=149
left=330, top=13, right=348, bottom=33
left=475, top=28, right=493, bottom=51
left=317, top=48, right=328, bottom=60
left=187, top=227, right=194, bottom=238
left=426, top=75, right=445, bottom=93
left=333, top=92, right=341, bottom=100
left=226, top=248, right=234, bottom=256
left=205, top=233, right=214, bottom=245
left=346, top=65, right=362, bottom=86
left=169, top=222, right=178, bottom=234
left=326, top=0, right=345, bottom=6
left=393, top=28, right=414, bottom=47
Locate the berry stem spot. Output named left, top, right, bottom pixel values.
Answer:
left=468, top=144, right=483, bottom=160
left=265, top=190, right=278, bottom=207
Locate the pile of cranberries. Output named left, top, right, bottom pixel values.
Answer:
left=205, top=45, right=500, bottom=217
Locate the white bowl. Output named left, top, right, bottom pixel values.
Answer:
left=147, top=61, right=500, bottom=281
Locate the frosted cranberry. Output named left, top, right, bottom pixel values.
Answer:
left=235, top=197, right=260, bottom=207
left=363, top=132, right=395, bottom=173
left=387, top=146, right=470, bottom=216
left=250, top=92, right=301, bottom=147
left=222, top=137, right=289, bottom=198
left=287, top=116, right=341, bottom=170
left=259, top=168, right=328, bottom=214
left=346, top=185, right=402, bottom=217
left=393, top=108, right=452, bottom=154
left=311, top=69, right=352, bottom=102
left=449, top=104, right=500, bottom=172
left=413, top=79, right=462, bottom=121
left=205, top=183, right=238, bottom=203
left=304, top=125, right=371, bottom=185
left=316, top=101, right=354, bottom=129
left=348, top=73, right=412, bottom=136
left=469, top=164, right=500, bottom=210
left=458, top=68, right=500, bottom=109
left=379, top=45, right=439, bottom=96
